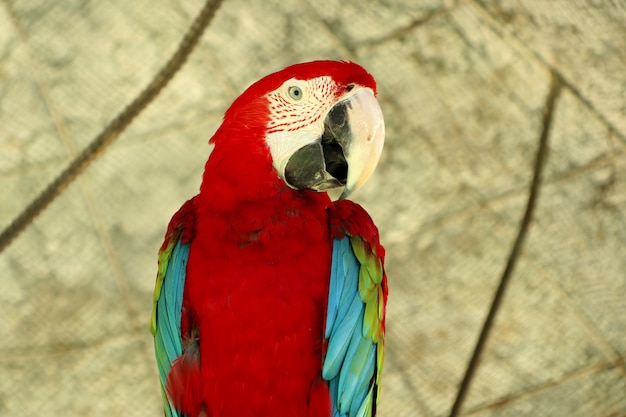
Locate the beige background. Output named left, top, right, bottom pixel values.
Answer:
left=1, top=1, right=625, bottom=416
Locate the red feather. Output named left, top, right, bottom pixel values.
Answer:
left=167, top=352, right=202, bottom=416
left=164, top=61, right=378, bottom=417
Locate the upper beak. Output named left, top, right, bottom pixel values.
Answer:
left=283, top=88, right=385, bottom=197
left=336, top=88, right=385, bottom=199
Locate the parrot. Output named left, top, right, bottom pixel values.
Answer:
left=150, top=60, right=388, bottom=417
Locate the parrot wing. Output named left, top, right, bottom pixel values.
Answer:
left=323, top=200, right=388, bottom=417
left=150, top=197, right=197, bottom=417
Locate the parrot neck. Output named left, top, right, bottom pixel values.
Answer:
left=193, top=132, right=332, bottom=261
left=197, top=134, right=330, bottom=213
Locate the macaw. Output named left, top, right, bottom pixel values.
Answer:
left=150, top=60, right=388, bottom=417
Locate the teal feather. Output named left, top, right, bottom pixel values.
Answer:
left=323, top=292, right=362, bottom=380
left=326, top=239, right=345, bottom=338
left=335, top=240, right=360, bottom=327
left=324, top=234, right=384, bottom=417
left=349, top=347, right=376, bottom=417
left=355, top=386, right=374, bottom=417
left=329, top=377, right=341, bottom=417
left=154, top=239, right=189, bottom=417
left=337, top=316, right=372, bottom=414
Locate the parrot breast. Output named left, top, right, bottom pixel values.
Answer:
left=181, top=135, right=334, bottom=416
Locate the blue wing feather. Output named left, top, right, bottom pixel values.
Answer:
left=325, top=240, right=345, bottom=338
left=154, top=239, right=190, bottom=417
left=324, top=235, right=384, bottom=417
left=349, top=346, right=375, bottom=417
left=323, top=292, right=362, bottom=380
left=338, top=323, right=373, bottom=413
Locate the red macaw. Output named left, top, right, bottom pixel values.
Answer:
left=150, top=60, right=388, bottom=417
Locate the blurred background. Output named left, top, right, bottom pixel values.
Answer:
left=1, top=0, right=625, bottom=416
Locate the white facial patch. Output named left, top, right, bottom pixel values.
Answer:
left=264, top=76, right=338, bottom=179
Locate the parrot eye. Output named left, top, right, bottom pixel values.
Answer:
left=288, top=86, right=303, bottom=101
left=346, top=84, right=355, bottom=92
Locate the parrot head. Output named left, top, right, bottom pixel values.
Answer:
left=212, top=60, right=385, bottom=199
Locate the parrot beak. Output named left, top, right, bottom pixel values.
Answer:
left=283, top=88, right=385, bottom=197
left=335, top=89, right=385, bottom=199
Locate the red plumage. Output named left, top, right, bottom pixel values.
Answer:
left=167, top=352, right=202, bottom=416
left=161, top=61, right=382, bottom=417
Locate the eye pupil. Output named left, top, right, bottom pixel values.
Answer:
left=289, top=86, right=303, bottom=100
